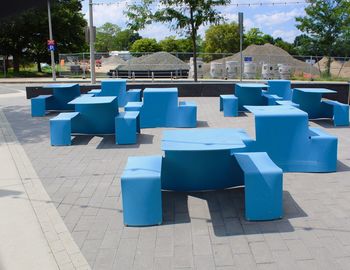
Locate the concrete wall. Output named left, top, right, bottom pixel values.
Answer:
left=26, top=81, right=350, bottom=104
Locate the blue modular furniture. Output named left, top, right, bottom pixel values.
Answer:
left=235, top=83, right=268, bottom=111
left=292, top=88, right=349, bottom=126
left=245, top=105, right=338, bottom=172
left=120, top=128, right=283, bottom=225
left=234, top=152, right=283, bottom=221
left=220, top=95, right=238, bottom=117
left=121, top=156, right=162, bottom=226
left=125, top=88, right=197, bottom=128
left=50, top=96, right=139, bottom=145
left=31, top=84, right=80, bottom=116
left=265, top=80, right=292, bottom=101
left=88, top=79, right=141, bottom=107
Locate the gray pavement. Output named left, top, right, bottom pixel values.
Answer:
left=1, top=84, right=350, bottom=270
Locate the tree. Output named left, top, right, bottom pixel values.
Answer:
left=204, top=22, right=240, bottom=61
left=296, top=0, right=350, bottom=75
left=0, top=0, right=87, bottom=73
left=114, top=29, right=142, bottom=51
left=95, top=23, right=121, bottom=52
left=274, top=38, right=296, bottom=55
left=129, top=38, right=161, bottom=53
left=126, top=0, right=230, bottom=82
left=159, top=36, right=181, bottom=52
left=244, top=28, right=273, bottom=46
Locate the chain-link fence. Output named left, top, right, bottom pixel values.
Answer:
left=58, top=51, right=350, bottom=81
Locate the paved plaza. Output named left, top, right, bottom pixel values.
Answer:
left=1, top=84, right=350, bottom=270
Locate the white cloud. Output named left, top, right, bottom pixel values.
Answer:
left=272, top=29, right=301, bottom=42
left=83, top=1, right=128, bottom=27
left=139, top=24, right=175, bottom=40
left=253, top=8, right=304, bottom=28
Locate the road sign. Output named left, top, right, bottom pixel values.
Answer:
left=244, top=56, right=253, bottom=62
left=48, top=44, right=55, bottom=51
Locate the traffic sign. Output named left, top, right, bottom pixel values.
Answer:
left=47, top=39, right=55, bottom=46
left=48, top=44, right=55, bottom=51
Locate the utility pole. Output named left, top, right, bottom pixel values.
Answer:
left=47, top=0, right=56, bottom=81
left=89, top=0, right=96, bottom=84
left=239, top=12, right=243, bottom=82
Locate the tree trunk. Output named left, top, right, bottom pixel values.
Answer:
left=326, top=56, right=331, bottom=77
left=12, top=54, right=20, bottom=73
left=37, top=60, right=42, bottom=73
left=189, top=8, right=198, bottom=82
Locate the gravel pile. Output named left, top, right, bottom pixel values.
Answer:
left=315, top=57, right=350, bottom=78
left=208, top=44, right=320, bottom=76
left=117, top=51, right=189, bottom=71
left=97, top=55, right=126, bottom=73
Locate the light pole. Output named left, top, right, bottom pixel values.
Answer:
left=89, top=0, right=96, bottom=84
left=239, top=12, right=243, bottom=82
left=47, top=0, right=56, bottom=81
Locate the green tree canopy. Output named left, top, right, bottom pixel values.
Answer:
left=296, top=0, right=350, bottom=74
left=126, top=0, right=230, bottom=81
left=0, top=0, right=87, bottom=72
left=244, top=28, right=274, bottom=46
left=204, top=22, right=240, bottom=61
left=95, top=23, right=121, bottom=52
left=114, top=29, right=142, bottom=51
left=129, top=38, right=162, bottom=53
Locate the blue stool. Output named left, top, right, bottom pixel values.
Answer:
left=234, top=152, right=283, bottom=221
left=31, top=95, right=53, bottom=116
left=115, top=112, right=140, bottom=144
left=121, top=156, right=163, bottom=226
left=220, top=95, right=238, bottom=117
left=50, top=112, right=80, bottom=146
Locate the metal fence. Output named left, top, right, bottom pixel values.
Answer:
left=57, top=52, right=350, bottom=81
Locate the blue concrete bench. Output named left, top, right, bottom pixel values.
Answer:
left=276, top=100, right=299, bottom=107
left=262, top=93, right=283, bottom=105
left=234, top=152, right=283, bottom=221
left=31, top=95, right=53, bottom=116
left=115, top=111, right=140, bottom=144
left=219, top=95, right=238, bottom=117
left=121, top=155, right=162, bottom=226
left=125, top=101, right=143, bottom=112
left=50, top=112, right=80, bottom=146
left=177, top=101, right=197, bottom=127
left=127, top=89, right=142, bottom=102
left=321, top=100, right=349, bottom=126
left=87, top=89, right=102, bottom=95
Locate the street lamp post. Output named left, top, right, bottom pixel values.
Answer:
left=89, top=0, right=96, bottom=84
left=47, top=0, right=56, bottom=81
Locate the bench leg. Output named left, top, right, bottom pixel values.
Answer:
left=50, top=120, right=72, bottom=146
left=115, top=115, right=139, bottom=144
left=244, top=170, right=283, bottom=221
left=333, top=105, right=349, bottom=126
left=31, top=98, right=46, bottom=117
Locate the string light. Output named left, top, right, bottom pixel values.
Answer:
left=92, top=0, right=308, bottom=7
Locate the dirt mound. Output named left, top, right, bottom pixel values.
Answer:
left=118, top=51, right=189, bottom=71
left=314, top=57, right=350, bottom=78
left=208, top=44, right=319, bottom=77
left=96, top=55, right=126, bottom=73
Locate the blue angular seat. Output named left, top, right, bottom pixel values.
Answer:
left=219, top=95, right=238, bottom=117
left=115, top=111, right=140, bottom=144
left=234, top=152, right=283, bottom=221
left=50, top=112, right=80, bottom=146
left=31, top=95, right=53, bottom=116
left=321, top=100, right=349, bottom=126
left=121, top=156, right=163, bottom=226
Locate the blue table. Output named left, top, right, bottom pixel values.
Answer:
left=235, top=83, right=269, bottom=110
left=292, top=88, right=336, bottom=119
left=126, top=87, right=197, bottom=128
left=245, top=105, right=337, bottom=172
left=42, top=83, right=81, bottom=110
left=161, top=128, right=252, bottom=191
left=68, top=96, right=118, bottom=134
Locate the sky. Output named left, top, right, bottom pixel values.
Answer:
left=82, top=0, right=308, bottom=43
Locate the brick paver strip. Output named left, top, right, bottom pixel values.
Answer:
left=0, top=109, right=91, bottom=270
